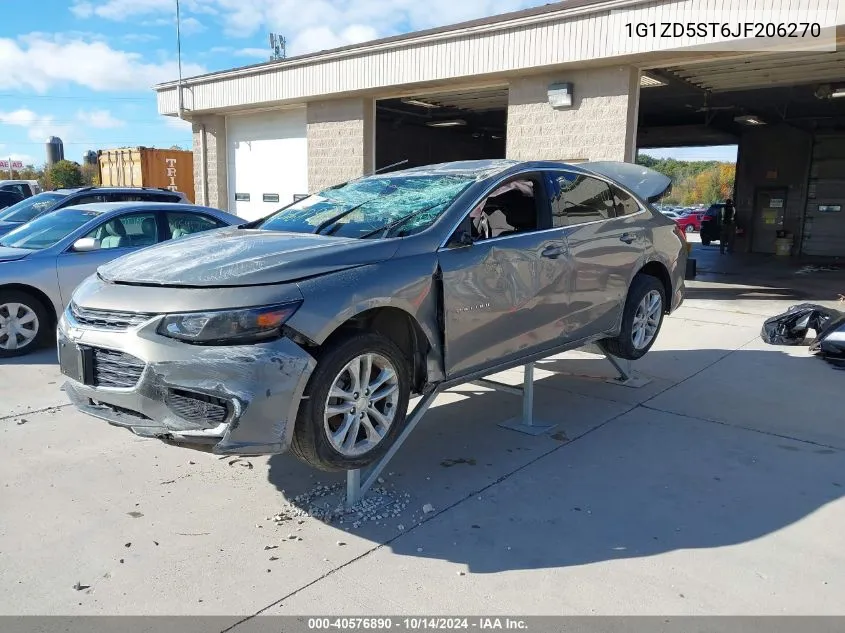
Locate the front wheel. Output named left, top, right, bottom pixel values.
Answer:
left=291, top=333, right=411, bottom=471
left=601, top=275, right=666, bottom=361
left=0, top=290, right=50, bottom=358
left=701, top=236, right=712, bottom=246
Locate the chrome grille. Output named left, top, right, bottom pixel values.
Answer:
left=166, top=390, right=228, bottom=426
left=70, top=303, right=156, bottom=331
left=90, top=348, right=146, bottom=388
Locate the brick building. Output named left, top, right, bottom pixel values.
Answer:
left=154, top=0, right=845, bottom=256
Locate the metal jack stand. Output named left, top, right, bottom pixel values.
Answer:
left=593, top=342, right=652, bottom=388
left=345, top=387, right=442, bottom=508
left=472, top=362, right=557, bottom=436
left=344, top=345, right=649, bottom=506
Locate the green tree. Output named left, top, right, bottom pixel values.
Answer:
left=636, top=153, right=735, bottom=205
left=81, top=162, right=100, bottom=186
left=45, top=160, right=84, bottom=189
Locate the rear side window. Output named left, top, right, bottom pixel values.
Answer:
left=166, top=212, right=226, bottom=239
left=71, top=195, right=107, bottom=205
left=611, top=186, right=641, bottom=216
left=113, top=192, right=182, bottom=203
left=548, top=172, right=616, bottom=227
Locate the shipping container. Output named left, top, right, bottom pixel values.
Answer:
left=98, top=147, right=195, bottom=202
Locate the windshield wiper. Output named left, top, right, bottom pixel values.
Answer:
left=246, top=160, right=410, bottom=231
left=312, top=199, right=376, bottom=235
left=358, top=201, right=446, bottom=239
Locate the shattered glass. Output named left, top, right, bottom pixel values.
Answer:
left=257, top=174, right=475, bottom=239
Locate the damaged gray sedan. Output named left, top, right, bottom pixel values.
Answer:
left=59, top=159, right=687, bottom=471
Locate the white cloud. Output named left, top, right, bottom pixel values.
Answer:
left=70, top=0, right=215, bottom=21
left=181, top=17, right=206, bottom=34
left=77, top=109, right=125, bottom=129
left=0, top=33, right=206, bottom=93
left=69, top=0, right=545, bottom=56
left=0, top=108, right=76, bottom=144
left=288, top=25, right=380, bottom=56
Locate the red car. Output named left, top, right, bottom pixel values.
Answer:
left=674, top=211, right=704, bottom=233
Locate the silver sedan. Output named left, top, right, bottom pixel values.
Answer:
left=0, top=202, right=241, bottom=357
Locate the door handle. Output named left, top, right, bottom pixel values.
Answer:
left=619, top=233, right=637, bottom=244
left=541, top=245, right=564, bottom=259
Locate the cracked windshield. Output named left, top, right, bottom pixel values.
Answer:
left=257, top=174, right=474, bottom=238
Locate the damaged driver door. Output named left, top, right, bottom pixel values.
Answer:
left=437, top=173, right=574, bottom=378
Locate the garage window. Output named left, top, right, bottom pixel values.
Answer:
left=548, top=172, right=616, bottom=226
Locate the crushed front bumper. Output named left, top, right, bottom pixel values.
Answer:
left=58, top=311, right=316, bottom=455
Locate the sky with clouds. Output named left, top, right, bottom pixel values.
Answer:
left=1, top=0, right=735, bottom=169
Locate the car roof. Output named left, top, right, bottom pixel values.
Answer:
left=61, top=201, right=227, bottom=214
left=54, top=187, right=186, bottom=195
left=379, top=159, right=598, bottom=180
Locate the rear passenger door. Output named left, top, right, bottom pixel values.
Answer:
left=546, top=171, right=645, bottom=339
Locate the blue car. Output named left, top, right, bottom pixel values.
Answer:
left=0, top=186, right=191, bottom=237
left=0, top=201, right=242, bottom=356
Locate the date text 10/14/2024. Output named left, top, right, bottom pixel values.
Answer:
left=307, top=618, right=529, bottom=630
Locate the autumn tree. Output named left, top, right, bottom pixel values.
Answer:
left=44, top=160, right=84, bottom=189
left=81, top=162, right=100, bottom=186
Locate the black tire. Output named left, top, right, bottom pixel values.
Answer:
left=291, top=332, right=411, bottom=472
left=0, top=290, right=50, bottom=358
left=600, top=274, right=666, bottom=361
left=701, top=237, right=711, bottom=246
left=685, top=225, right=694, bottom=233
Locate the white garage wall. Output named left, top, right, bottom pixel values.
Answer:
left=226, top=108, right=308, bottom=221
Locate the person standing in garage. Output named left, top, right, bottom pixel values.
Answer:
left=720, top=198, right=736, bottom=254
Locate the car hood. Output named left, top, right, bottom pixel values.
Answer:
left=0, top=246, right=32, bottom=262
left=582, top=161, right=672, bottom=202
left=0, top=221, right=22, bottom=237
left=97, top=227, right=402, bottom=287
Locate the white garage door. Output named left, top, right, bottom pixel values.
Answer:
left=227, top=108, right=308, bottom=221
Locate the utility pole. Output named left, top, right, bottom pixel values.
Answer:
left=175, top=0, right=184, bottom=117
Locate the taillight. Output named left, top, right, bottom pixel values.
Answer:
left=673, top=224, right=687, bottom=243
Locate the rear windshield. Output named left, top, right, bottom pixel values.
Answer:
left=257, top=174, right=474, bottom=238
left=0, top=192, right=66, bottom=223
left=0, top=207, right=102, bottom=250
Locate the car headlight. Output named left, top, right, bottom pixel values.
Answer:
left=157, top=302, right=301, bottom=344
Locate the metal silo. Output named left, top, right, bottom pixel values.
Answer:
left=46, top=136, right=64, bottom=166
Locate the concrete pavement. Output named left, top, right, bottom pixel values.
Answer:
left=1, top=251, right=843, bottom=619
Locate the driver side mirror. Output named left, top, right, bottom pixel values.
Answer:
left=72, top=237, right=99, bottom=252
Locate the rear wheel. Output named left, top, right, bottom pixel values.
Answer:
left=291, top=333, right=411, bottom=471
left=601, top=275, right=666, bottom=361
left=685, top=224, right=694, bottom=233
left=701, top=236, right=712, bottom=246
left=0, top=290, right=49, bottom=358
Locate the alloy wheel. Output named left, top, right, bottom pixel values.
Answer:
left=631, top=290, right=662, bottom=350
left=323, top=353, right=400, bottom=457
left=0, top=302, right=40, bottom=351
